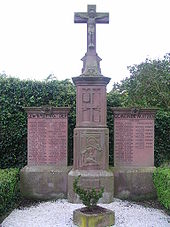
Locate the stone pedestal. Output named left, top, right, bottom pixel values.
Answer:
left=112, top=108, right=157, bottom=200
left=68, top=76, right=114, bottom=203
left=20, top=107, right=70, bottom=200
left=113, top=167, right=156, bottom=200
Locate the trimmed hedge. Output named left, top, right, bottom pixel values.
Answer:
left=0, top=75, right=169, bottom=168
left=107, top=91, right=123, bottom=165
left=155, top=110, right=170, bottom=166
left=0, top=168, right=20, bottom=215
left=0, top=75, right=76, bottom=168
left=153, top=167, right=170, bottom=210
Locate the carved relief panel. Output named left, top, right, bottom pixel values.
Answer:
left=74, top=128, right=109, bottom=170
left=80, top=134, right=102, bottom=168
left=76, top=86, right=106, bottom=127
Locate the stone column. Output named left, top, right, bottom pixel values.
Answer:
left=69, top=5, right=113, bottom=203
left=20, top=106, right=71, bottom=200
left=68, top=77, right=114, bottom=203
left=112, top=108, right=157, bottom=200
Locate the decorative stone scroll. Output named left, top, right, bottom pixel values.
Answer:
left=112, top=108, right=157, bottom=167
left=25, top=107, right=70, bottom=166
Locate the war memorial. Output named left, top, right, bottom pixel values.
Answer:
left=20, top=5, right=156, bottom=203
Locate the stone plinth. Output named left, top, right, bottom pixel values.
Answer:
left=68, top=169, right=114, bottom=203
left=113, top=167, right=156, bottom=200
left=73, top=206, right=115, bottom=227
left=20, top=106, right=70, bottom=200
left=112, top=108, right=157, bottom=200
left=20, top=165, right=72, bottom=200
left=68, top=77, right=114, bottom=203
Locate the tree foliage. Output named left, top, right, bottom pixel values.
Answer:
left=111, top=53, right=170, bottom=166
left=113, top=53, right=170, bottom=109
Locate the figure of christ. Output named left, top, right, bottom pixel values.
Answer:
left=87, top=8, right=96, bottom=49
left=81, top=137, right=103, bottom=166
left=74, top=5, right=109, bottom=52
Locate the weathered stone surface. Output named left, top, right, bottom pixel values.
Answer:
left=113, top=167, right=157, bottom=200
left=72, top=77, right=110, bottom=128
left=25, top=107, right=70, bottom=166
left=73, top=206, right=115, bottom=227
left=111, top=108, right=157, bottom=200
left=68, top=169, right=114, bottom=203
left=20, top=107, right=70, bottom=200
left=68, top=76, right=113, bottom=203
left=73, top=128, right=109, bottom=170
left=20, top=165, right=72, bottom=200
left=74, top=5, right=109, bottom=76
left=69, top=14, right=113, bottom=200
left=112, top=108, right=156, bottom=167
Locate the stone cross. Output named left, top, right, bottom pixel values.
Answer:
left=74, top=5, right=109, bottom=53
left=74, top=5, right=109, bottom=76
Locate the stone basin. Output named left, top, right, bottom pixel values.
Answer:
left=73, top=205, right=115, bottom=227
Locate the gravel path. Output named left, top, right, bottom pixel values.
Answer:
left=2, top=199, right=170, bottom=227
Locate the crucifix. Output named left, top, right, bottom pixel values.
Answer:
left=74, top=5, right=109, bottom=76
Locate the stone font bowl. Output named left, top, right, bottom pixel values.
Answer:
left=73, top=205, right=115, bottom=227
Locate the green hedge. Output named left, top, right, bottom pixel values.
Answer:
left=0, top=168, right=20, bottom=215
left=0, top=75, right=76, bottom=168
left=155, top=110, right=170, bottom=166
left=107, top=91, right=123, bottom=165
left=153, top=167, right=170, bottom=210
left=0, top=75, right=169, bottom=168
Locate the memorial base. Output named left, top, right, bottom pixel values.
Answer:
left=113, top=167, right=156, bottom=200
left=20, top=165, right=72, bottom=200
left=68, top=169, right=114, bottom=203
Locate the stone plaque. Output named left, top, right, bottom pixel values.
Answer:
left=112, top=108, right=157, bottom=167
left=25, top=107, right=70, bottom=166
